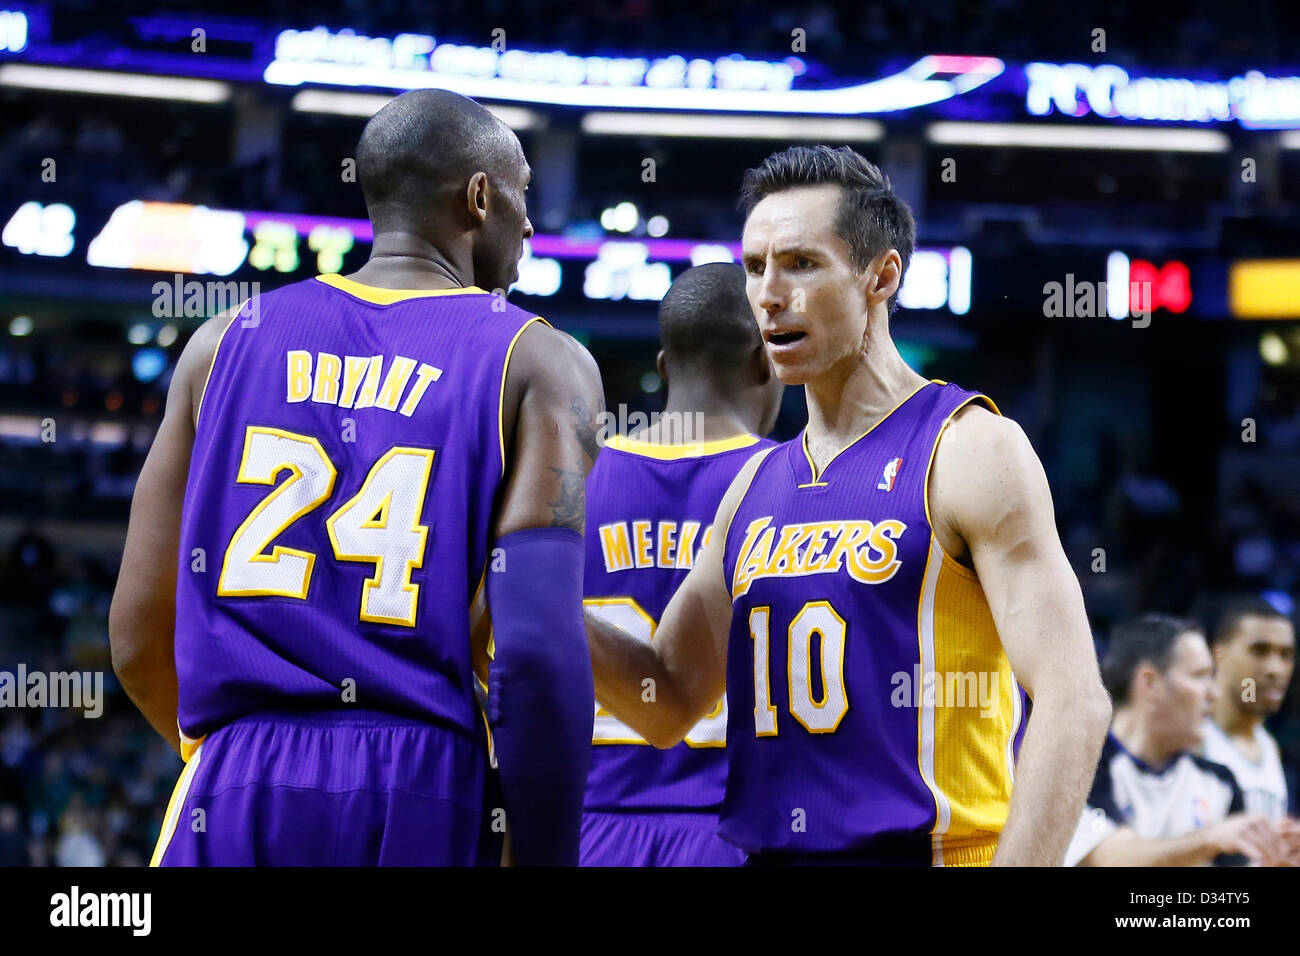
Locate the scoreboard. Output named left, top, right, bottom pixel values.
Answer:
left=0, top=196, right=1289, bottom=322
left=0, top=195, right=978, bottom=318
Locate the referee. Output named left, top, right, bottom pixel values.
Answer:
left=1066, top=614, right=1298, bottom=866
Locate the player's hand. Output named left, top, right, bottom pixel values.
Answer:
left=1205, top=813, right=1282, bottom=864
left=1271, top=817, right=1300, bottom=866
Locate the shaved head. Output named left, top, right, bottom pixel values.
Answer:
left=355, top=89, right=533, bottom=290
left=358, top=90, right=516, bottom=224
left=659, top=263, right=762, bottom=371
left=657, top=263, right=784, bottom=436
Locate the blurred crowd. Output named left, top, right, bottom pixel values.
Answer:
left=0, top=536, right=181, bottom=866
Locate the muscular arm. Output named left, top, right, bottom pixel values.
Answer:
left=493, top=323, right=603, bottom=537
left=930, top=405, right=1112, bottom=866
left=109, top=312, right=233, bottom=756
left=486, top=321, right=604, bottom=865
left=584, top=447, right=772, bottom=749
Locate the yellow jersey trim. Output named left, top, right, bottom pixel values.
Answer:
left=193, top=306, right=241, bottom=427
left=497, top=316, right=551, bottom=473
left=921, top=392, right=1001, bottom=570
left=915, top=535, right=950, bottom=839
left=178, top=728, right=204, bottom=762
left=606, top=432, right=760, bottom=460
left=916, top=531, right=1017, bottom=847
left=315, top=273, right=488, bottom=303
left=800, top=379, right=936, bottom=484
left=719, top=445, right=779, bottom=593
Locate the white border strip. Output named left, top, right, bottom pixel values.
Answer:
left=291, top=89, right=543, bottom=129
left=918, top=536, right=952, bottom=865
left=148, top=742, right=204, bottom=866
left=0, top=64, right=230, bottom=102
left=927, top=121, right=1230, bottom=152
left=1006, top=671, right=1023, bottom=784
left=581, top=110, right=882, bottom=140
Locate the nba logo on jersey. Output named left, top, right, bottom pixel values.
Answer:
left=1192, top=797, right=1209, bottom=829
left=877, top=457, right=903, bottom=492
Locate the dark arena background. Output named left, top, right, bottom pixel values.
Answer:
left=0, top=0, right=1298, bottom=888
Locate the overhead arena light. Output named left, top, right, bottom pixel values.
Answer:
left=581, top=111, right=883, bottom=140
left=290, top=90, right=544, bottom=129
left=0, top=64, right=230, bottom=102
left=926, top=121, right=1230, bottom=152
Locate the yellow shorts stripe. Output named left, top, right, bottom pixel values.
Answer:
left=933, top=835, right=998, bottom=867
left=149, top=741, right=204, bottom=867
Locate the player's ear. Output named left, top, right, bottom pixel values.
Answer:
left=867, top=250, right=902, bottom=308
left=655, top=350, right=668, bottom=385
left=465, top=172, right=490, bottom=225
left=1134, top=662, right=1159, bottom=699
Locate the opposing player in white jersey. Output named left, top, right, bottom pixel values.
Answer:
left=1203, top=596, right=1295, bottom=822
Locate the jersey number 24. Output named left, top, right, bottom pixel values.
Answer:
left=216, top=426, right=433, bottom=628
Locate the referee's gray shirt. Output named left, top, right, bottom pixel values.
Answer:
left=1065, top=732, right=1245, bottom=866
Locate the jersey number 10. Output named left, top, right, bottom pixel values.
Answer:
left=216, top=426, right=434, bottom=628
left=749, top=602, right=849, bottom=735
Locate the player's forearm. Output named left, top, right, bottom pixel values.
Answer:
left=112, top=441, right=187, bottom=757
left=124, top=678, right=182, bottom=758
left=993, top=683, right=1111, bottom=865
left=584, top=607, right=695, bottom=748
left=108, top=615, right=182, bottom=757
left=1085, top=828, right=1220, bottom=867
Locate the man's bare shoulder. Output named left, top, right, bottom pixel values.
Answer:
left=937, top=402, right=1035, bottom=471
left=930, top=402, right=1050, bottom=557
left=181, top=308, right=243, bottom=424
left=509, top=322, right=600, bottom=381
left=500, top=321, right=603, bottom=453
left=502, top=322, right=602, bottom=412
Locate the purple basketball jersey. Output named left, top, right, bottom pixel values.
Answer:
left=719, top=381, right=1026, bottom=865
left=583, top=433, right=775, bottom=812
left=174, top=273, right=542, bottom=748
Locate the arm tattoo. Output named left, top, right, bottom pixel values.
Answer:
left=548, top=467, right=585, bottom=533
left=570, top=396, right=602, bottom=464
